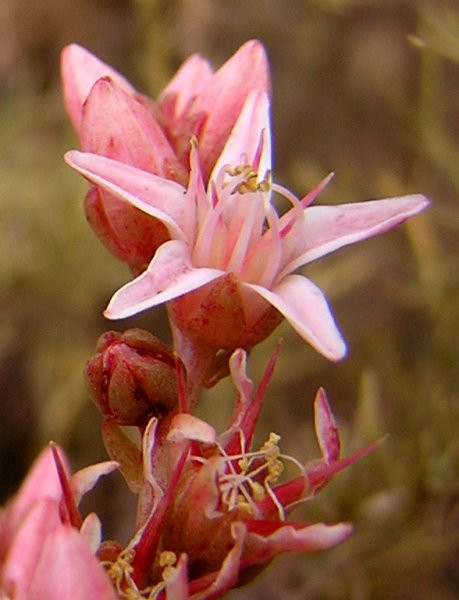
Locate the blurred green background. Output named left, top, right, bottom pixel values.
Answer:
left=1, top=0, right=458, bottom=598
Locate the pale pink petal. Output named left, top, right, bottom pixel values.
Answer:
left=314, top=388, right=340, bottom=464
left=61, top=44, right=135, bottom=132
left=229, top=349, right=253, bottom=406
left=104, top=240, right=224, bottom=319
left=65, top=151, right=187, bottom=239
left=210, top=91, right=271, bottom=181
left=244, top=522, right=353, bottom=567
left=1, top=446, right=68, bottom=545
left=159, top=54, right=214, bottom=119
left=194, top=40, right=271, bottom=178
left=80, top=512, right=102, bottom=553
left=167, top=414, right=217, bottom=445
left=239, top=203, right=282, bottom=289
left=279, top=194, right=430, bottom=278
left=246, top=275, right=346, bottom=361
left=28, top=527, right=119, bottom=600
left=72, top=460, right=118, bottom=505
left=80, top=78, right=185, bottom=181
left=2, top=498, right=60, bottom=599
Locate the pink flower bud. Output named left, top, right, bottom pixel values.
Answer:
left=85, top=329, right=178, bottom=426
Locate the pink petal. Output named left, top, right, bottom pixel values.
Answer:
left=61, top=44, right=135, bottom=132
left=314, top=388, right=340, bottom=464
left=1, top=446, right=68, bottom=545
left=28, top=527, right=118, bottom=600
left=246, top=275, right=346, bottom=361
left=279, top=194, right=430, bottom=278
left=72, top=460, right=118, bottom=505
left=104, top=240, right=224, bottom=319
left=194, top=40, right=271, bottom=178
left=80, top=78, right=185, bottom=182
left=80, top=512, right=102, bottom=553
left=210, top=91, right=271, bottom=181
left=65, top=151, right=187, bottom=239
left=244, top=522, right=353, bottom=568
left=159, top=54, right=214, bottom=119
left=2, top=498, right=60, bottom=598
left=167, top=414, right=217, bottom=445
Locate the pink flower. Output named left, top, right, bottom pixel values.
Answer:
left=61, top=41, right=270, bottom=271
left=101, top=348, right=379, bottom=599
left=66, top=90, right=429, bottom=361
left=0, top=445, right=118, bottom=599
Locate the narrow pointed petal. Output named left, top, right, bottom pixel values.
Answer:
left=28, top=527, right=119, bottom=600
left=314, top=388, right=340, bottom=464
left=104, top=240, right=224, bottom=319
left=194, top=40, right=271, bottom=178
left=81, top=78, right=185, bottom=182
left=158, top=54, right=214, bottom=119
left=61, top=44, right=135, bottom=132
left=65, top=151, right=187, bottom=239
left=246, top=275, right=346, bottom=361
left=210, top=91, right=272, bottom=181
left=244, top=522, right=353, bottom=568
left=72, top=461, right=119, bottom=505
left=279, top=194, right=430, bottom=278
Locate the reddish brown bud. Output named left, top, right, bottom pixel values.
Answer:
left=85, top=329, right=178, bottom=426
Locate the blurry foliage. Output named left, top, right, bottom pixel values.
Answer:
left=1, top=0, right=459, bottom=598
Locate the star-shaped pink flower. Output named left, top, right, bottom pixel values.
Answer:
left=66, top=88, right=428, bottom=361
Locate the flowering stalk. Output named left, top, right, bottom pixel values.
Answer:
left=96, top=348, right=380, bottom=599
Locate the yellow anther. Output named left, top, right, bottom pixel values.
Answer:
left=251, top=481, right=265, bottom=501
left=159, top=551, right=177, bottom=568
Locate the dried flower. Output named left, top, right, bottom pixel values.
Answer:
left=102, top=349, right=380, bottom=599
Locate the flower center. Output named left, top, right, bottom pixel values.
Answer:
left=191, top=430, right=306, bottom=521
left=225, top=164, right=271, bottom=194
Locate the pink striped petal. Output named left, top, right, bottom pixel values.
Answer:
left=247, top=275, right=346, bottom=361
left=210, top=91, right=272, bottom=181
left=159, top=54, right=214, bottom=119
left=61, top=44, right=135, bottom=132
left=104, top=240, right=224, bottom=319
left=81, top=78, right=185, bottom=182
left=65, top=151, right=187, bottom=239
left=194, top=40, right=270, bottom=178
left=279, top=194, right=429, bottom=278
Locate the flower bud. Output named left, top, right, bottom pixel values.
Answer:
left=85, top=329, right=178, bottom=426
